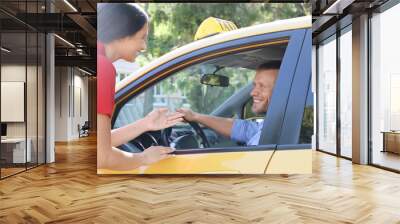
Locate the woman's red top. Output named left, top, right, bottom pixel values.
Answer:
left=97, top=42, right=116, bottom=118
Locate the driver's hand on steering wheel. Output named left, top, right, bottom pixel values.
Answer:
left=143, top=108, right=184, bottom=131
left=142, top=146, right=175, bottom=165
left=176, top=108, right=198, bottom=122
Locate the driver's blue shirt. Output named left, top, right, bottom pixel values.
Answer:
left=231, top=119, right=264, bottom=146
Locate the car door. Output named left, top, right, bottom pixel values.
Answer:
left=102, top=22, right=310, bottom=174
left=263, top=29, right=313, bottom=174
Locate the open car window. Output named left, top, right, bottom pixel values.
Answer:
left=113, top=65, right=256, bottom=129
left=113, top=42, right=287, bottom=130
left=299, top=84, right=313, bottom=144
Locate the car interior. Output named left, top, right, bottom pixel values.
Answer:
left=116, top=42, right=288, bottom=153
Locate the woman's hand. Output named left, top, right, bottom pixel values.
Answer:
left=143, top=108, right=184, bottom=131
left=141, top=146, right=174, bottom=165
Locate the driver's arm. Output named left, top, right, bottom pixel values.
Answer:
left=177, top=108, right=234, bottom=138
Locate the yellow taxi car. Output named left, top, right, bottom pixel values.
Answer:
left=98, top=16, right=312, bottom=174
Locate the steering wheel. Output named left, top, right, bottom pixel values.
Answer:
left=119, top=133, right=159, bottom=153
left=161, top=121, right=210, bottom=148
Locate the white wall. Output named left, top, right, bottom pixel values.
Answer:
left=1, top=65, right=28, bottom=138
left=1, top=63, right=46, bottom=164
left=1, top=82, right=25, bottom=122
left=54, top=67, right=89, bottom=141
left=71, top=73, right=89, bottom=138
left=55, top=67, right=69, bottom=141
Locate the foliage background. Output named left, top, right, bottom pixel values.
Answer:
left=136, top=3, right=310, bottom=64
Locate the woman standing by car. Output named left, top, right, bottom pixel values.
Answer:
left=97, top=3, right=183, bottom=170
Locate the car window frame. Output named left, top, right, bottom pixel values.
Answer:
left=113, top=31, right=294, bottom=122
left=275, top=28, right=312, bottom=147
left=258, top=28, right=308, bottom=145
left=112, top=29, right=308, bottom=153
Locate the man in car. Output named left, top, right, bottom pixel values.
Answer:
left=177, top=61, right=280, bottom=146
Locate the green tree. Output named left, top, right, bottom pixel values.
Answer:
left=142, top=3, right=310, bottom=59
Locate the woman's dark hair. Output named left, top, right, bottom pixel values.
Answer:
left=98, top=3, right=148, bottom=44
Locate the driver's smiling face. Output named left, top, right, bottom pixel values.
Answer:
left=250, top=69, right=279, bottom=114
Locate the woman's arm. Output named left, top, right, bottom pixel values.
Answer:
left=111, top=117, right=150, bottom=148
left=111, top=108, right=183, bottom=147
left=97, top=114, right=173, bottom=170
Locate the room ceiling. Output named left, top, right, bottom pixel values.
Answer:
left=311, top=0, right=389, bottom=44
left=0, top=0, right=98, bottom=73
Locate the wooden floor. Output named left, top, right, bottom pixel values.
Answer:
left=1, top=163, right=44, bottom=178
left=1, top=167, right=26, bottom=178
left=1, top=135, right=400, bottom=224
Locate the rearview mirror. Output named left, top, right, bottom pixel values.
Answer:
left=200, top=74, right=229, bottom=87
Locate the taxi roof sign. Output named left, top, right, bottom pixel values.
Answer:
left=194, top=17, right=238, bottom=41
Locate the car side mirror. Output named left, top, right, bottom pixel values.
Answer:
left=200, top=74, right=229, bottom=87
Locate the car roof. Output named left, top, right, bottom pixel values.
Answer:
left=116, top=16, right=311, bottom=92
